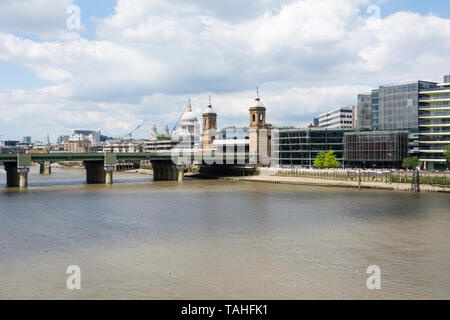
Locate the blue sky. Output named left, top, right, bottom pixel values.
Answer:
left=1, top=0, right=450, bottom=140
left=379, top=0, right=450, bottom=19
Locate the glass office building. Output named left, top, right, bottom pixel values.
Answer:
left=357, top=94, right=372, bottom=129
left=273, top=128, right=353, bottom=168
left=377, top=81, right=437, bottom=131
left=343, top=131, right=409, bottom=169
left=357, top=78, right=450, bottom=169
left=371, top=89, right=379, bottom=130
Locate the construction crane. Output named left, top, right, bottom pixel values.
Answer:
left=171, top=104, right=187, bottom=134
left=123, top=120, right=149, bottom=139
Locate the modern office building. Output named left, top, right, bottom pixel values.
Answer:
left=418, top=75, right=450, bottom=169
left=318, top=107, right=355, bottom=129
left=357, top=94, right=372, bottom=129
left=273, top=128, right=353, bottom=168
left=376, top=81, right=437, bottom=131
left=371, top=89, right=379, bottom=130
left=70, top=130, right=102, bottom=146
left=357, top=76, right=450, bottom=169
left=312, top=118, right=319, bottom=127
left=343, top=131, right=409, bottom=169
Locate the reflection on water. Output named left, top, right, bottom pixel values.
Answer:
left=0, top=168, right=449, bottom=299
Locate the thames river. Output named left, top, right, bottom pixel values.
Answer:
left=0, top=167, right=449, bottom=299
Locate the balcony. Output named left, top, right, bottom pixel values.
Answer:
left=420, top=140, right=450, bottom=145
left=419, top=124, right=450, bottom=128
left=419, top=98, right=450, bottom=103
left=420, top=132, right=450, bottom=136
left=419, top=106, right=450, bottom=111
left=420, top=88, right=450, bottom=94
left=419, top=115, right=450, bottom=120
left=419, top=150, right=445, bottom=154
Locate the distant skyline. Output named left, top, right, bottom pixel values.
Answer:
left=1, top=0, right=450, bottom=141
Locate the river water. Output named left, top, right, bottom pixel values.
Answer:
left=0, top=167, right=449, bottom=299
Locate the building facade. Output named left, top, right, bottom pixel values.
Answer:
left=357, top=94, right=372, bottom=129
left=273, top=128, right=352, bottom=168
left=143, top=139, right=177, bottom=152
left=318, top=106, right=356, bottom=129
left=418, top=76, right=450, bottom=169
left=343, top=131, right=409, bottom=169
left=213, top=127, right=250, bottom=154
left=64, top=139, right=91, bottom=153
left=71, top=130, right=101, bottom=146
left=357, top=77, right=450, bottom=169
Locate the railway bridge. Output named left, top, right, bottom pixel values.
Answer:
left=0, top=152, right=250, bottom=188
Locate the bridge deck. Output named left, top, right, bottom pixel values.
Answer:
left=0, top=152, right=249, bottom=165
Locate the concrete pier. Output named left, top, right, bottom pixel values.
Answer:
left=39, top=161, right=52, bottom=175
left=18, top=167, right=30, bottom=188
left=4, top=162, right=30, bottom=188
left=152, top=161, right=160, bottom=181
left=105, top=166, right=114, bottom=185
left=151, top=160, right=185, bottom=182
left=177, top=166, right=185, bottom=182
left=84, top=161, right=107, bottom=184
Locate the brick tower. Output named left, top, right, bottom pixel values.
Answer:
left=249, top=90, right=268, bottom=165
left=202, top=97, right=217, bottom=149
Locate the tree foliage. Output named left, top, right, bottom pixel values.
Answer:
left=324, top=150, right=341, bottom=168
left=444, top=145, right=450, bottom=168
left=401, top=156, right=420, bottom=170
left=314, top=150, right=341, bottom=168
left=313, top=152, right=326, bottom=168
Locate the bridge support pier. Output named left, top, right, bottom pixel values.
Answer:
left=4, top=162, right=30, bottom=188
left=18, top=168, right=30, bottom=188
left=152, top=161, right=160, bottom=181
left=177, top=166, right=185, bottom=182
left=105, top=166, right=114, bottom=185
left=84, top=161, right=107, bottom=184
left=151, top=161, right=185, bottom=182
left=39, top=161, right=52, bottom=175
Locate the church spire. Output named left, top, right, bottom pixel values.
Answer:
left=186, top=98, right=192, bottom=112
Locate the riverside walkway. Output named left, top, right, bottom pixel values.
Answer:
left=227, top=173, right=450, bottom=193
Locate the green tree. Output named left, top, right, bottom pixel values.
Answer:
left=324, top=150, right=341, bottom=168
left=444, top=145, right=450, bottom=168
left=313, top=152, right=326, bottom=168
left=401, top=156, right=420, bottom=170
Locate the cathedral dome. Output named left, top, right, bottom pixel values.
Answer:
left=181, top=101, right=198, bottom=124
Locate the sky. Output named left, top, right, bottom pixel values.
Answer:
left=1, top=0, right=450, bottom=141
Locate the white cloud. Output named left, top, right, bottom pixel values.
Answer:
left=0, top=84, right=371, bottom=140
left=1, top=0, right=450, bottom=139
left=0, top=0, right=82, bottom=39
